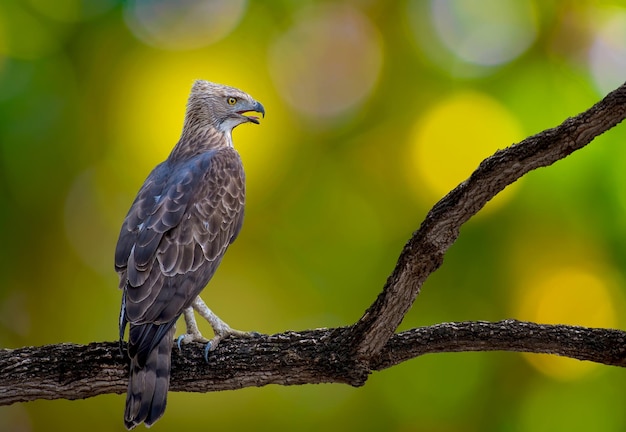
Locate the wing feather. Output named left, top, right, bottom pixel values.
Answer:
left=116, top=147, right=245, bottom=363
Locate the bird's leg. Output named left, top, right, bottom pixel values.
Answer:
left=191, top=296, right=257, bottom=357
left=176, top=306, right=209, bottom=352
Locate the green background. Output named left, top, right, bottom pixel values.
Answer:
left=2, top=0, right=626, bottom=431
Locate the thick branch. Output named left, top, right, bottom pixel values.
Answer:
left=2, top=320, right=626, bottom=405
left=350, top=82, right=626, bottom=360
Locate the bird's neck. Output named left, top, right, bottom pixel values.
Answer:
left=169, top=124, right=231, bottom=161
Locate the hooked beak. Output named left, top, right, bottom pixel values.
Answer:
left=238, top=100, right=265, bottom=124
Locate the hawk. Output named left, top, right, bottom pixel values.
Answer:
left=115, top=80, right=264, bottom=429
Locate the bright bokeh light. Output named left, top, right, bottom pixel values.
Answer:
left=407, top=0, right=537, bottom=76
left=124, top=0, right=247, bottom=50
left=431, top=0, right=537, bottom=66
left=516, top=266, right=620, bottom=380
left=268, top=4, right=383, bottom=121
left=407, top=91, right=523, bottom=210
left=589, top=8, right=626, bottom=96
left=108, top=53, right=188, bottom=173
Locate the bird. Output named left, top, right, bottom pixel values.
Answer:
left=114, top=80, right=264, bottom=429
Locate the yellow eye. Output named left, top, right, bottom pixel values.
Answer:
left=227, top=97, right=237, bottom=105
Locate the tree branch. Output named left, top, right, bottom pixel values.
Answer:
left=3, top=320, right=626, bottom=405
left=371, top=320, right=626, bottom=370
left=349, top=81, right=626, bottom=360
left=3, top=82, right=626, bottom=405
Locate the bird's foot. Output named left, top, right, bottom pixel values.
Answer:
left=177, top=306, right=209, bottom=352
left=190, top=296, right=261, bottom=362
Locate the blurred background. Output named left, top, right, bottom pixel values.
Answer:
left=1, top=0, right=626, bottom=430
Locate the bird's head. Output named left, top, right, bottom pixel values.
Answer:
left=186, top=80, right=265, bottom=135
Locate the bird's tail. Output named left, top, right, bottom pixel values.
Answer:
left=124, top=325, right=175, bottom=430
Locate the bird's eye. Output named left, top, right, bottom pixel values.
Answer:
left=227, top=97, right=237, bottom=105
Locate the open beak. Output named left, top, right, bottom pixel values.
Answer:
left=239, top=101, right=265, bottom=124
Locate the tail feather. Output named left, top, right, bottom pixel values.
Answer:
left=124, top=325, right=175, bottom=430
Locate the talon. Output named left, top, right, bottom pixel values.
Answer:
left=177, top=335, right=185, bottom=353
left=204, top=342, right=212, bottom=363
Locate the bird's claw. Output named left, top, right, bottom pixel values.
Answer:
left=176, top=331, right=209, bottom=354
left=203, top=342, right=212, bottom=363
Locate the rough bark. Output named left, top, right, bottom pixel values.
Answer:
left=2, top=81, right=626, bottom=405
left=3, top=320, right=626, bottom=404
